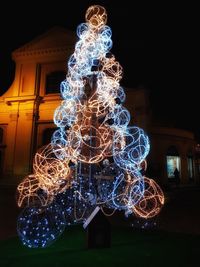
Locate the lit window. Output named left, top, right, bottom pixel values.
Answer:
left=187, top=156, right=194, bottom=180
left=166, top=146, right=180, bottom=178
left=166, top=156, right=181, bottom=178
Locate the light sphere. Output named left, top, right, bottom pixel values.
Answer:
left=16, top=174, right=53, bottom=208
left=33, top=144, right=71, bottom=193
left=85, top=5, right=107, bottom=28
left=17, top=203, right=66, bottom=248
left=133, top=177, right=165, bottom=219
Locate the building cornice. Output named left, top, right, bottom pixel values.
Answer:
left=12, top=46, right=74, bottom=60
left=3, top=96, right=43, bottom=105
left=149, top=126, right=194, bottom=140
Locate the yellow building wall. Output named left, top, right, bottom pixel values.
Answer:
left=0, top=27, right=75, bottom=184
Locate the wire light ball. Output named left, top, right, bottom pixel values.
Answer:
left=17, top=203, right=66, bottom=248
left=72, top=125, right=113, bottom=163
left=16, top=174, right=53, bottom=208
left=33, top=144, right=72, bottom=194
left=85, top=5, right=107, bottom=28
left=132, top=177, right=165, bottom=219
left=55, top=176, right=97, bottom=225
left=53, top=100, right=77, bottom=128
left=113, top=126, right=150, bottom=172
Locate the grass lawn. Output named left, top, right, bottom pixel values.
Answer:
left=0, top=225, right=199, bottom=267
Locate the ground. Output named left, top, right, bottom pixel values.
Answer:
left=0, top=185, right=200, bottom=266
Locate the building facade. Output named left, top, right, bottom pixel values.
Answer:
left=0, top=27, right=199, bottom=186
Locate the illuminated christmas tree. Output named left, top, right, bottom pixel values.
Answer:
left=16, top=5, right=164, bottom=248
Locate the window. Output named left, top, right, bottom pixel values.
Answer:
left=166, top=156, right=181, bottom=178
left=45, top=71, right=66, bottom=94
left=187, top=156, right=194, bottom=180
left=42, top=128, right=57, bottom=145
left=166, top=146, right=180, bottom=178
left=0, top=127, right=3, bottom=144
left=0, top=127, right=6, bottom=175
left=0, top=150, right=2, bottom=173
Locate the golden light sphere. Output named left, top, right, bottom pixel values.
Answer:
left=133, top=177, right=165, bottom=219
left=85, top=5, right=107, bottom=28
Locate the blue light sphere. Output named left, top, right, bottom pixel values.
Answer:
left=17, top=203, right=66, bottom=248
left=55, top=176, right=97, bottom=225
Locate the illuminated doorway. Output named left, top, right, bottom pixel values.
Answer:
left=166, top=156, right=181, bottom=178
left=166, top=146, right=180, bottom=179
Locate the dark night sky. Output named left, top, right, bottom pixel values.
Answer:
left=0, top=1, right=199, bottom=140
